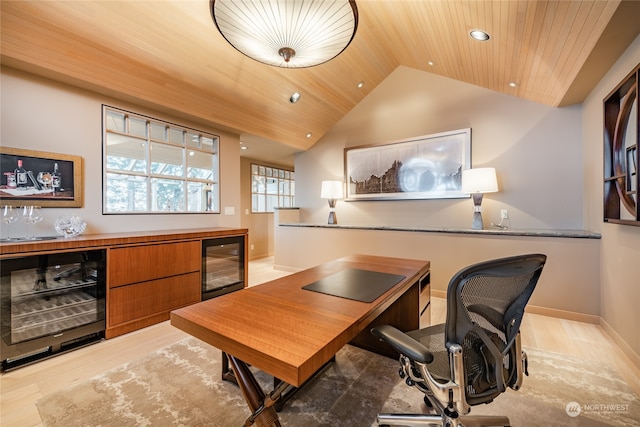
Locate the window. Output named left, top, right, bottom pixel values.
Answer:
left=251, top=164, right=295, bottom=212
left=102, top=106, right=219, bottom=213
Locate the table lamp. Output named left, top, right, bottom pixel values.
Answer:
left=461, top=168, right=498, bottom=230
left=320, top=180, right=344, bottom=225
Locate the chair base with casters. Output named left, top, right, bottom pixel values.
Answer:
left=372, top=254, right=546, bottom=427
left=377, top=414, right=510, bottom=427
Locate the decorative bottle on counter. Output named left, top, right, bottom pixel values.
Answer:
left=4, top=172, right=17, bottom=188
left=14, top=160, right=28, bottom=188
left=52, top=163, right=62, bottom=192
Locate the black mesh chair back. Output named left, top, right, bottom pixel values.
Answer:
left=445, top=253, right=546, bottom=404
left=371, top=253, right=547, bottom=427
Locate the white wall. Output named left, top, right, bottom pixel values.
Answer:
left=1, top=67, right=243, bottom=236
left=275, top=65, right=600, bottom=319
left=275, top=223, right=600, bottom=320
left=582, top=35, right=640, bottom=366
left=297, top=66, right=584, bottom=230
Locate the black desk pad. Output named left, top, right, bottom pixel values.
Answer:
left=302, top=268, right=406, bottom=303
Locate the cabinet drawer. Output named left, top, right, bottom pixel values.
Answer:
left=108, top=272, right=200, bottom=326
left=109, top=241, right=200, bottom=288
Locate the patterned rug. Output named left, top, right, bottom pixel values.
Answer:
left=36, top=338, right=640, bottom=426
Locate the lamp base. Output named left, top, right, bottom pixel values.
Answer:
left=327, top=198, right=337, bottom=225
left=471, top=193, right=484, bottom=230
left=471, top=211, right=483, bottom=230
left=327, top=211, right=337, bottom=225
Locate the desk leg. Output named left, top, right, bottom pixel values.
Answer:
left=272, top=355, right=335, bottom=411
left=226, top=353, right=288, bottom=427
left=221, top=352, right=237, bottom=384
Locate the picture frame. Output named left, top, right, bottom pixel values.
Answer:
left=0, top=146, right=83, bottom=208
left=345, top=128, right=471, bottom=200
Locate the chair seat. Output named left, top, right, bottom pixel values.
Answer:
left=406, top=324, right=451, bottom=383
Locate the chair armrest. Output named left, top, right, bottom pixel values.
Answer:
left=371, top=325, right=434, bottom=363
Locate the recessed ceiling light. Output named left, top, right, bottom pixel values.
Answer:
left=306, top=133, right=312, bottom=138
left=508, top=81, right=519, bottom=88
left=290, top=92, right=301, bottom=103
left=357, top=81, right=365, bottom=88
left=427, top=61, right=435, bottom=66
left=240, top=146, right=248, bottom=150
left=469, top=30, right=490, bottom=41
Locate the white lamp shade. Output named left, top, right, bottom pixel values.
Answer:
left=461, top=168, right=498, bottom=194
left=321, top=180, right=344, bottom=199
left=212, top=0, right=358, bottom=68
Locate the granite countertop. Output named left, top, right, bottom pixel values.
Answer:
left=279, top=223, right=601, bottom=239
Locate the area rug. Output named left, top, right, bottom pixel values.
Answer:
left=36, top=338, right=640, bottom=427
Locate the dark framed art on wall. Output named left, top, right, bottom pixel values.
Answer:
left=603, top=63, right=639, bottom=226
left=0, top=146, right=83, bottom=208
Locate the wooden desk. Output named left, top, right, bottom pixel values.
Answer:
left=171, top=254, right=430, bottom=427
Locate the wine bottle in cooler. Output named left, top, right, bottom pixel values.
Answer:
left=52, top=163, right=62, bottom=192
left=14, top=159, right=28, bottom=188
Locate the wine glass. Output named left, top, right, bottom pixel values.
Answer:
left=22, top=206, right=44, bottom=240
left=37, top=171, right=53, bottom=190
left=2, top=206, right=19, bottom=240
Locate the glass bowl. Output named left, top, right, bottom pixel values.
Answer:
left=54, top=214, right=87, bottom=239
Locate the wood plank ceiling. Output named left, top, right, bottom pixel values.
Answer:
left=1, top=1, right=638, bottom=156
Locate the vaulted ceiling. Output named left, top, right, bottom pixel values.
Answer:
left=2, top=1, right=639, bottom=163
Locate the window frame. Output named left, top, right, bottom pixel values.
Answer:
left=251, top=163, right=295, bottom=213
left=102, top=105, right=220, bottom=214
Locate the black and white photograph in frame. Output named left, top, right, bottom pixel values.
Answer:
left=344, top=128, right=471, bottom=200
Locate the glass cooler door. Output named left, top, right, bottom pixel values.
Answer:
left=202, top=236, right=245, bottom=300
left=1, top=250, right=106, bottom=367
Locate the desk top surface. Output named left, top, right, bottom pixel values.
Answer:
left=170, top=254, right=430, bottom=386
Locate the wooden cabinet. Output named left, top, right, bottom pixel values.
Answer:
left=109, top=241, right=200, bottom=287
left=106, top=241, right=202, bottom=338
left=107, top=272, right=200, bottom=337
left=0, top=228, right=249, bottom=341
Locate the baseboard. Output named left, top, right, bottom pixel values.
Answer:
left=431, top=289, right=600, bottom=324
left=600, top=317, right=640, bottom=372
left=273, top=264, right=302, bottom=273
left=525, top=304, right=600, bottom=324
left=431, top=289, right=446, bottom=299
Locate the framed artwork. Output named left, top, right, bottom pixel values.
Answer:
left=603, top=63, right=639, bottom=226
left=0, top=146, right=83, bottom=207
left=344, top=128, right=471, bottom=200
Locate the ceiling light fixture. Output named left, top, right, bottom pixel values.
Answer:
left=211, top=0, right=359, bottom=69
left=357, top=81, right=364, bottom=88
left=469, top=29, right=490, bottom=41
left=306, top=133, right=312, bottom=138
left=508, top=81, right=519, bottom=88
left=290, top=92, right=301, bottom=103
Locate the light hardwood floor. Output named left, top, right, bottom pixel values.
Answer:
left=1, top=257, right=639, bottom=427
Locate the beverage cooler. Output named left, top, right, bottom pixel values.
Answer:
left=1, top=249, right=106, bottom=371
left=202, top=236, right=245, bottom=300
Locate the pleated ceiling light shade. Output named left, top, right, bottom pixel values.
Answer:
left=211, top=0, right=359, bottom=68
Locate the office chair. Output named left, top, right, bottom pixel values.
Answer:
left=371, top=253, right=546, bottom=427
